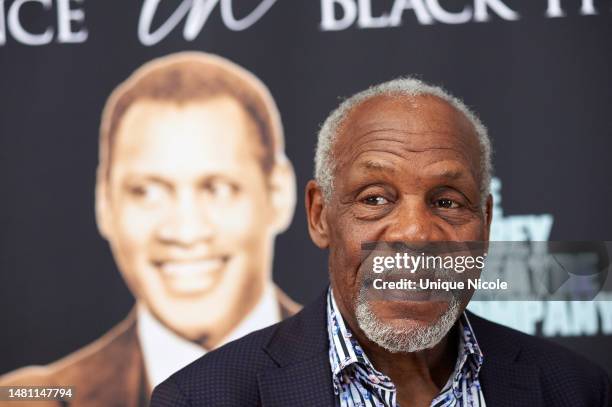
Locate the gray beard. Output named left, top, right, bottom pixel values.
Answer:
left=355, top=288, right=461, bottom=354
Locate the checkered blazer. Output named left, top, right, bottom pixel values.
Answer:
left=151, top=290, right=611, bottom=407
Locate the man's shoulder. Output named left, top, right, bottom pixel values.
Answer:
left=0, top=312, right=145, bottom=406
left=0, top=312, right=138, bottom=384
left=152, top=292, right=329, bottom=406
left=468, top=311, right=605, bottom=370
left=152, top=318, right=283, bottom=406
left=468, top=311, right=611, bottom=405
left=187, top=318, right=281, bottom=372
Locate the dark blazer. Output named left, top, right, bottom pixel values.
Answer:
left=0, top=288, right=299, bottom=407
left=0, top=310, right=148, bottom=407
left=151, top=290, right=612, bottom=407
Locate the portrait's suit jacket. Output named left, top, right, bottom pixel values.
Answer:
left=151, top=290, right=612, bottom=407
left=0, top=287, right=299, bottom=407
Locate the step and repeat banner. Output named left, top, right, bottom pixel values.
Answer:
left=1, top=0, right=611, bottom=405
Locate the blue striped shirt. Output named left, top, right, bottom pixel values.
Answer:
left=327, top=289, right=485, bottom=407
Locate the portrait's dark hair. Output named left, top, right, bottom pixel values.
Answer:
left=99, top=52, right=284, bottom=180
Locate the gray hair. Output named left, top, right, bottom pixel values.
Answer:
left=314, top=77, right=492, bottom=207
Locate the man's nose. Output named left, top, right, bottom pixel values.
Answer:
left=384, top=197, right=439, bottom=245
left=157, top=192, right=214, bottom=246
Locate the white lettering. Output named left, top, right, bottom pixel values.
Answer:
left=472, top=298, right=612, bottom=338
left=504, top=256, right=531, bottom=296
left=521, top=301, right=545, bottom=334
left=545, top=0, right=565, bottom=17
left=596, top=295, right=612, bottom=334
left=357, top=0, right=390, bottom=28
left=139, top=0, right=197, bottom=46
left=139, top=0, right=275, bottom=46
left=0, top=1, right=6, bottom=45
left=542, top=302, right=571, bottom=336
left=546, top=0, right=597, bottom=17
left=473, top=0, right=519, bottom=22
left=321, top=0, right=357, bottom=31
left=490, top=199, right=553, bottom=243
left=182, top=0, right=217, bottom=40
left=389, top=0, right=434, bottom=26
left=468, top=301, right=530, bottom=333
left=373, top=256, right=384, bottom=273
left=425, top=0, right=472, bottom=24
left=56, top=0, right=87, bottom=43
left=8, top=0, right=53, bottom=45
left=468, top=278, right=507, bottom=289
left=569, top=301, right=598, bottom=335
left=219, top=0, right=276, bottom=31
left=579, top=0, right=596, bottom=15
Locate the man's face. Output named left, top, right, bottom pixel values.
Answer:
left=98, top=96, right=277, bottom=343
left=309, top=95, right=491, bottom=352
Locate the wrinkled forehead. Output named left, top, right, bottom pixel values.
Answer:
left=334, top=94, right=481, bottom=166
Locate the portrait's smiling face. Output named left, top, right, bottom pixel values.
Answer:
left=97, top=96, right=279, bottom=345
left=307, top=94, right=492, bottom=353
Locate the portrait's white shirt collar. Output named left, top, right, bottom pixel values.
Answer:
left=137, top=283, right=281, bottom=389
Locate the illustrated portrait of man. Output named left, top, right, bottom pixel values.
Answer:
left=151, top=78, right=611, bottom=407
left=0, top=52, right=300, bottom=406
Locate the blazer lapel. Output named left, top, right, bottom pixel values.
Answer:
left=56, top=310, right=147, bottom=407
left=258, top=291, right=335, bottom=406
left=258, top=296, right=545, bottom=407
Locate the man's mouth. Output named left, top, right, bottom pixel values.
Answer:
left=151, top=256, right=230, bottom=295
left=155, top=257, right=228, bottom=278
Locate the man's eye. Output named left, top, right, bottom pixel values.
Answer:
left=203, top=180, right=238, bottom=198
left=434, top=198, right=460, bottom=209
left=127, top=184, right=167, bottom=203
left=362, top=196, right=389, bottom=206
left=127, top=185, right=146, bottom=197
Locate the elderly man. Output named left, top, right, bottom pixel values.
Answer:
left=0, top=52, right=299, bottom=406
left=150, top=78, right=611, bottom=407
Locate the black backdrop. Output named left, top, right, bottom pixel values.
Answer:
left=1, top=0, right=611, bottom=377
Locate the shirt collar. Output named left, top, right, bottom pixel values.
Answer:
left=327, top=288, right=394, bottom=394
left=138, top=282, right=281, bottom=388
left=448, top=307, right=484, bottom=397
left=326, top=287, right=484, bottom=394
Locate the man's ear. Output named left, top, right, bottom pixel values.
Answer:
left=95, top=168, right=112, bottom=240
left=305, top=180, right=330, bottom=249
left=268, top=155, right=297, bottom=234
